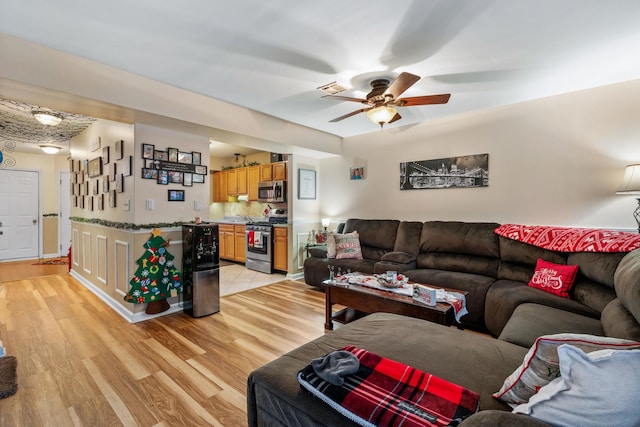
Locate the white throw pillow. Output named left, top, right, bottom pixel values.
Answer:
left=512, top=345, right=640, bottom=427
left=493, top=333, right=640, bottom=405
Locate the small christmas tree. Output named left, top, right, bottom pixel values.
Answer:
left=124, top=229, right=182, bottom=314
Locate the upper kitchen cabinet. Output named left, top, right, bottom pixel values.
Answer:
left=248, top=165, right=260, bottom=201
left=273, top=162, right=287, bottom=181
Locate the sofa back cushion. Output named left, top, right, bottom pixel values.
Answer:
left=343, top=219, right=399, bottom=261
left=497, top=237, right=567, bottom=282
left=393, top=221, right=423, bottom=256
left=417, top=221, right=501, bottom=277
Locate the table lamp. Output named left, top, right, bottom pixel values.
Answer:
left=616, top=164, right=640, bottom=233
left=321, top=218, right=330, bottom=231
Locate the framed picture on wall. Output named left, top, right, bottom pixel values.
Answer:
left=102, top=176, right=109, bottom=193
left=157, top=170, right=168, bottom=185
left=183, top=172, right=193, bottom=187
left=103, top=146, right=110, bottom=164
left=178, top=151, right=193, bottom=164
left=168, top=171, right=182, bottom=184
left=192, top=151, right=201, bottom=165
left=298, top=168, right=316, bottom=199
left=115, top=174, right=124, bottom=193
left=114, top=139, right=124, bottom=160
left=194, top=165, right=207, bottom=175
left=192, top=173, right=204, bottom=184
left=88, top=157, right=103, bottom=178
left=168, top=189, right=185, bottom=201
left=142, top=143, right=154, bottom=159
left=122, top=155, right=132, bottom=177
left=109, top=190, right=117, bottom=208
left=168, top=147, right=179, bottom=163
left=154, top=150, right=168, bottom=161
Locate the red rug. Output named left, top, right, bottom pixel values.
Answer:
left=32, top=258, right=68, bottom=265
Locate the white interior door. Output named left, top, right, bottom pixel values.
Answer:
left=0, top=170, right=40, bottom=261
left=58, top=171, right=71, bottom=256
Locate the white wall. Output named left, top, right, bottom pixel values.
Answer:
left=318, top=80, right=640, bottom=231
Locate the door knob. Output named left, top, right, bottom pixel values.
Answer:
left=33, top=219, right=37, bottom=224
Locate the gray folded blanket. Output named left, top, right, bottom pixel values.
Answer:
left=311, top=350, right=360, bottom=386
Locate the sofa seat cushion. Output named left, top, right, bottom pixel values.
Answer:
left=498, top=303, right=603, bottom=348
left=485, top=280, right=600, bottom=337
left=247, top=313, right=529, bottom=427
left=404, top=269, right=495, bottom=330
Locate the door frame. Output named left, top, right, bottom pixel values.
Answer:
left=58, top=171, right=71, bottom=257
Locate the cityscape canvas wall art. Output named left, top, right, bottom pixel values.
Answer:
left=400, top=153, right=489, bottom=190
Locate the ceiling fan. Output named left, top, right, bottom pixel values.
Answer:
left=323, top=72, right=450, bottom=128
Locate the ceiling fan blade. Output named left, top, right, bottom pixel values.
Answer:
left=388, top=112, right=402, bottom=124
left=384, top=72, right=421, bottom=99
left=322, top=95, right=368, bottom=104
left=393, top=93, right=451, bottom=107
left=329, top=108, right=369, bottom=123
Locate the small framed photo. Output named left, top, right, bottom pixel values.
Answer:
left=122, top=155, right=132, bottom=177
left=142, top=143, right=154, bottom=159
left=183, top=172, right=193, bottom=187
left=115, top=139, right=124, bottom=160
left=79, top=196, right=85, bottom=209
left=115, top=174, right=124, bottom=193
left=88, top=196, right=94, bottom=212
left=109, top=189, right=117, bottom=208
left=157, top=170, right=168, bottom=185
left=102, top=176, right=109, bottom=193
left=103, top=146, right=110, bottom=164
left=192, top=151, right=201, bottom=165
left=145, top=159, right=155, bottom=169
left=93, top=179, right=99, bottom=196
left=154, top=150, right=168, bottom=161
left=73, top=196, right=78, bottom=207
left=168, top=147, right=179, bottom=163
left=97, top=194, right=104, bottom=211
left=350, top=167, right=365, bottom=180
left=178, top=151, right=193, bottom=164
left=168, top=189, right=185, bottom=201
left=88, top=157, right=103, bottom=178
left=194, top=165, right=207, bottom=175
left=109, top=162, right=117, bottom=181
left=168, top=171, right=182, bottom=184
left=142, top=168, right=158, bottom=179
left=192, top=173, right=204, bottom=184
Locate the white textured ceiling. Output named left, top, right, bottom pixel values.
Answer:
left=2, top=0, right=640, bottom=141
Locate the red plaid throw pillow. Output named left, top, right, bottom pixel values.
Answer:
left=528, top=258, right=578, bottom=298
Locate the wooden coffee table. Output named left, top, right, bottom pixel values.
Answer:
left=324, top=279, right=466, bottom=330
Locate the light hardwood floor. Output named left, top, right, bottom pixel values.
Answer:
left=0, top=272, right=327, bottom=426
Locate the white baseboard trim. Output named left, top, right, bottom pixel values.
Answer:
left=69, top=270, right=184, bottom=323
left=286, top=272, right=304, bottom=281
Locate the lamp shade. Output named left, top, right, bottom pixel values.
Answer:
left=366, top=105, right=397, bottom=125
left=321, top=218, right=330, bottom=228
left=616, top=164, right=640, bottom=194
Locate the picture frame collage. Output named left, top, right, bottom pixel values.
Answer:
left=70, top=139, right=130, bottom=210
left=141, top=143, right=206, bottom=192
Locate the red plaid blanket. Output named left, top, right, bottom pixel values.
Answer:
left=494, top=224, right=640, bottom=253
left=298, top=346, right=479, bottom=427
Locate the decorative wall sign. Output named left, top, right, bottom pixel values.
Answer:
left=400, top=153, right=489, bottom=190
left=298, top=168, right=316, bottom=199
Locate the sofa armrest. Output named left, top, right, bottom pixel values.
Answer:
left=375, top=252, right=417, bottom=274
left=308, top=247, right=327, bottom=258
left=460, top=410, right=550, bottom=427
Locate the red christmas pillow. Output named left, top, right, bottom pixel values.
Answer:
left=528, top=258, right=579, bottom=298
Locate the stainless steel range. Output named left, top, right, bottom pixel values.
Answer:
left=245, top=214, right=287, bottom=274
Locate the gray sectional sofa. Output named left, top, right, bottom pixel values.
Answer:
left=247, top=219, right=640, bottom=426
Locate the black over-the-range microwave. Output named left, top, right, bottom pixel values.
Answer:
left=257, top=180, right=286, bottom=203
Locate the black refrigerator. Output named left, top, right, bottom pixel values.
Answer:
left=182, top=223, right=220, bottom=317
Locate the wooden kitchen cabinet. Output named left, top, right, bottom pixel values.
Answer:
left=248, top=165, right=260, bottom=201
left=234, top=225, right=246, bottom=262
left=260, top=164, right=273, bottom=182
left=218, top=224, right=235, bottom=260
left=272, top=162, right=287, bottom=180
left=237, top=167, right=248, bottom=194
left=273, top=227, right=288, bottom=272
left=227, top=168, right=238, bottom=195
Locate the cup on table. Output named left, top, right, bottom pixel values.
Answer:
left=386, top=270, right=397, bottom=283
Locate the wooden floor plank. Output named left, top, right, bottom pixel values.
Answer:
left=0, top=273, right=326, bottom=426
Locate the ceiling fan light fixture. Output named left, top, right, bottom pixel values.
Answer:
left=32, top=110, right=63, bottom=126
left=366, top=105, right=397, bottom=127
left=39, top=144, right=62, bottom=154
